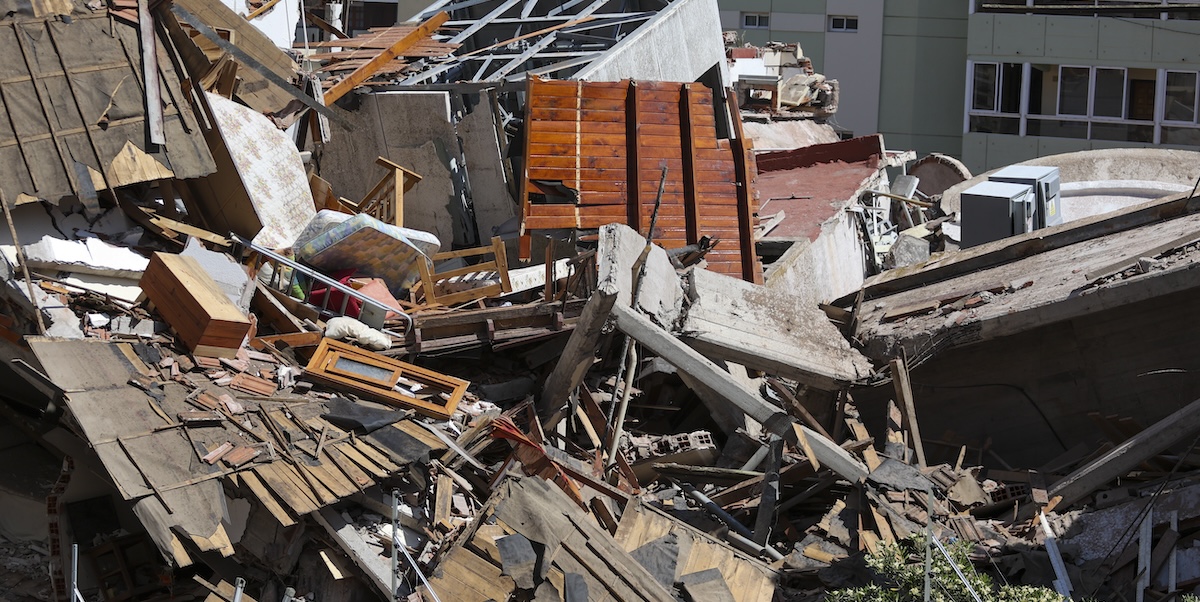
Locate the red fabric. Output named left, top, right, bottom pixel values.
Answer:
left=307, top=269, right=364, bottom=318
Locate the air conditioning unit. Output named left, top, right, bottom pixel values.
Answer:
left=988, top=165, right=1062, bottom=229
left=960, top=181, right=1034, bottom=248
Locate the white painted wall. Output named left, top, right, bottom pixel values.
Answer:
left=222, top=0, right=302, bottom=49
left=577, top=0, right=728, bottom=84
left=821, top=0, right=884, bottom=137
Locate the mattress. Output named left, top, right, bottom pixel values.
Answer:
left=295, top=211, right=441, bottom=293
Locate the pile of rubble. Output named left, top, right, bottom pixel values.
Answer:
left=1, top=1, right=1199, bottom=602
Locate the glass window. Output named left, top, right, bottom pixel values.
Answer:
left=1166, top=71, right=1198, bottom=122
left=1093, top=68, right=1126, bottom=118
left=1058, top=66, right=1090, bottom=116
left=743, top=13, right=769, bottom=29
left=332, top=355, right=396, bottom=385
left=1163, top=125, right=1200, bottom=145
left=999, top=63, right=1023, bottom=113
left=973, top=63, right=998, bottom=112
left=969, top=115, right=1020, bottom=135
left=1027, top=118, right=1088, bottom=139
left=829, top=16, right=858, bottom=32
left=1091, top=122, right=1153, bottom=143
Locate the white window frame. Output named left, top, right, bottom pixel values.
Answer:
left=1163, top=70, right=1200, bottom=124
left=969, top=61, right=1165, bottom=144
left=828, top=15, right=858, bottom=32
left=742, top=13, right=769, bottom=29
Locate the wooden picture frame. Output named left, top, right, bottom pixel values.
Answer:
left=304, top=338, right=467, bottom=420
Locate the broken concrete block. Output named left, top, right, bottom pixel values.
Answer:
left=679, top=568, right=736, bottom=602
left=109, top=315, right=168, bottom=337
left=889, top=233, right=930, bottom=268
left=23, top=236, right=149, bottom=279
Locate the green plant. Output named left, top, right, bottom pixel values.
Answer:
left=827, top=535, right=1063, bottom=602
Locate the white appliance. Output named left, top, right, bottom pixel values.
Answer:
left=989, top=165, right=1062, bottom=229
left=960, top=181, right=1035, bottom=248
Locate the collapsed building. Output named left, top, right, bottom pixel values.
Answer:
left=0, top=1, right=1198, bottom=602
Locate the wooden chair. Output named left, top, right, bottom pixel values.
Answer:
left=416, top=236, right=512, bottom=307
left=338, top=156, right=422, bottom=227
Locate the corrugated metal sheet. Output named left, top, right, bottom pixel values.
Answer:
left=519, top=77, right=761, bottom=283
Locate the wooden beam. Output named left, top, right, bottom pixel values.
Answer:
left=169, top=4, right=346, bottom=125
left=138, top=0, right=165, bottom=144
left=626, top=80, right=642, bottom=231
left=751, top=435, right=782, bottom=545
left=245, top=0, right=282, bottom=21
left=767, top=378, right=832, bottom=441
left=539, top=283, right=617, bottom=413
left=680, top=83, right=700, bottom=244
left=611, top=303, right=869, bottom=483
left=890, top=358, right=926, bottom=468
left=1049, top=396, right=1200, bottom=509
left=725, top=89, right=758, bottom=283
left=323, top=12, right=450, bottom=104
left=305, top=10, right=350, bottom=39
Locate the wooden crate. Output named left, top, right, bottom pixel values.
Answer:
left=140, top=252, right=251, bottom=358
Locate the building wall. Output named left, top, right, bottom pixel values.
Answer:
left=717, top=0, right=967, bottom=159
left=878, top=1, right=968, bottom=159
left=577, top=0, right=729, bottom=84
left=823, top=0, right=884, bottom=137
left=963, top=13, right=1200, bottom=172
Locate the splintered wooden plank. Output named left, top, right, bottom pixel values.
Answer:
left=254, top=463, right=319, bottom=516
left=352, top=438, right=402, bottom=473
left=423, top=547, right=514, bottom=601
left=240, top=470, right=296, bottom=526
left=275, top=461, right=333, bottom=508
left=293, top=462, right=340, bottom=505
left=325, top=446, right=374, bottom=489
left=324, top=12, right=449, bottom=103
left=335, top=442, right=389, bottom=478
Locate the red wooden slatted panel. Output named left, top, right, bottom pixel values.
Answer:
left=520, top=76, right=760, bottom=281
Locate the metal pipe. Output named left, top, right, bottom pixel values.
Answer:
left=233, top=577, right=246, bottom=602
left=393, top=533, right=442, bottom=602
left=924, top=490, right=933, bottom=602
left=71, top=543, right=81, bottom=602
left=604, top=343, right=637, bottom=467
left=676, top=480, right=754, bottom=541
left=930, top=535, right=984, bottom=602
left=739, top=442, right=771, bottom=472
left=724, top=530, right=785, bottom=562
left=391, top=488, right=399, bottom=601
